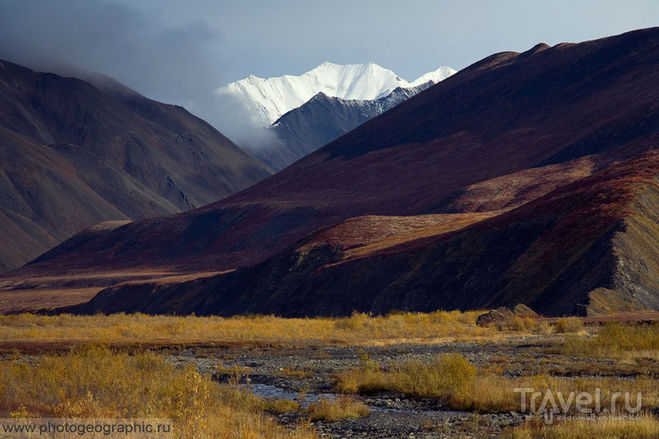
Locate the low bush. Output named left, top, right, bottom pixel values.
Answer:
left=335, top=353, right=657, bottom=413
left=306, top=396, right=370, bottom=422
left=336, top=353, right=476, bottom=410
left=560, top=322, right=658, bottom=358
left=503, top=415, right=659, bottom=438
left=554, top=317, right=584, bottom=333
left=0, top=345, right=315, bottom=438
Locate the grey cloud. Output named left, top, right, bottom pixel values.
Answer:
left=0, top=0, right=222, bottom=103
left=0, top=0, right=656, bottom=151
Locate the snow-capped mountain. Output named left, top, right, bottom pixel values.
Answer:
left=214, top=62, right=456, bottom=127
left=255, top=82, right=434, bottom=170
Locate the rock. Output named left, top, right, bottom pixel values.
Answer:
left=477, top=304, right=539, bottom=326
left=476, top=307, right=514, bottom=326
left=513, top=304, right=538, bottom=318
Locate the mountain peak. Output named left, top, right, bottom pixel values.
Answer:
left=214, top=62, right=455, bottom=126
left=410, top=66, right=457, bottom=87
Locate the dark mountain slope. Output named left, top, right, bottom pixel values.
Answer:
left=73, top=151, right=658, bottom=317
left=13, top=28, right=659, bottom=282
left=0, top=60, right=271, bottom=271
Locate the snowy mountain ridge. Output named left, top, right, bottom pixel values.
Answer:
left=214, top=62, right=456, bottom=126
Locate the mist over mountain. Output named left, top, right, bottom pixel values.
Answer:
left=0, top=59, right=271, bottom=272
left=192, top=62, right=455, bottom=170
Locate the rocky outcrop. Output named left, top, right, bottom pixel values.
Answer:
left=476, top=304, right=539, bottom=326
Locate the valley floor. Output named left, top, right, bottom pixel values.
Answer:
left=0, top=312, right=657, bottom=438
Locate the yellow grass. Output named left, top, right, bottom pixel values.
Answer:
left=503, top=415, right=659, bottom=438
left=553, top=317, right=585, bottom=334
left=0, top=311, right=508, bottom=347
left=471, top=373, right=656, bottom=413
left=335, top=354, right=658, bottom=413
left=336, top=353, right=476, bottom=409
left=0, top=345, right=315, bottom=439
left=306, top=397, right=370, bottom=422
left=280, top=367, right=314, bottom=379
left=264, top=398, right=301, bottom=414
left=559, top=322, right=659, bottom=359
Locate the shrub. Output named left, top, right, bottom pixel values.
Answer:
left=0, top=346, right=316, bottom=438
left=336, top=353, right=657, bottom=414
left=306, top=396, right=370, bottom=421
left=503, top=415, right=659, bottom=438
left=0, top=310, right=491, bottom=347
left=336, top=353, right=476, bottom=410
left=560, top=322, right=658, bottom=358
left=554, top=317, right=584, bottom=333
left=502, top=316, right=537, bottom=331
left=265, top=398, right=301, bottom=414
left=333, top=312, right=371, bottom=331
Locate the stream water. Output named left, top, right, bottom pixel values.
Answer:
left=246, top=382, right=467, bottom=416
left=248, top=383, right=338, bottom=407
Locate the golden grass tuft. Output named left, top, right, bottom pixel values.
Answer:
left=335, top=353, right=657, bottom=413
left=553, top=317, right=584, bottom=334
left=559, top=322, right=659, bottom=358
left=280, top=367, right=313, bottom=379
left=0, top=310, right=511, bottom=348
left=503, top=415, right=659, bottom=439
left=0, top=345, right=315, bottom=438
left=265, top=398, right=301, bottom=414
left=336, top=353, right=476, bottom=410
left=306, top=396, right=370, bottom=422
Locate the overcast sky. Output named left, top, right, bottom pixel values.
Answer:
left=0, top=0, right=657, bottom=104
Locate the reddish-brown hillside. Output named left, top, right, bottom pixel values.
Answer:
left=72, top=151, right=658, bottom=317
left=0, top=60, right=272, bottom=272
left=15, top=28, right=658, bottom=280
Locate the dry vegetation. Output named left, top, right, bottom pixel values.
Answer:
left=503, top=416, right=659, bottom=439
left=0, top=312, right=657, bottom=437
left=0, top=311, right=502, bottom=347
left=553, top=317, right=585, bottom=334
left=306, top=397, right=370, bottom=422
left=559, top=322, right=659, bottom=359
left=336, top=353, right=476, bottom=409
left=0, top=345, right=316, bottom=439
left=335, top=353, right=658, bottom=413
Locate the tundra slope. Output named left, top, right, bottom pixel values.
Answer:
left=73, top=151, right=659, bottom=316
left=15, top=28, right=659, bottom=316
left=0, top=60, right=271, bottom=272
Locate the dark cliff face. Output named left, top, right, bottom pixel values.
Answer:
left=0, top=60, right=272, bottom=272
left=16, top=28, right=659, bottom=317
